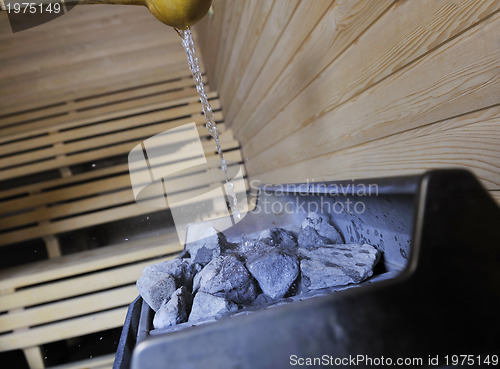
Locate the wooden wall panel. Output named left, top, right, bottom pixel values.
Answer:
left=231, top=0, right=394, bottom=141
left=253, top=106, right=500, bottom=190
left=195, top=0, right=500, bottom=199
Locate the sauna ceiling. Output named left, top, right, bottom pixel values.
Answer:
left=0, top=5, right=188, bottom=115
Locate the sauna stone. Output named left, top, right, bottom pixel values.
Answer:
left=138, top=215, right=382, bottom=328
left=187, top=226, right=228, bottom=266
left=257, top=227, right=298, bottom=251
left=143, top=258, right=201, bottom=290
left=237, top=227, right=297, bottom=259
left=153, top=286, right=192, bottom=329
left=193, top=255, right=257, bottom=305
left=246, top=250, right=299, bottom=300
left=189, top=291, right=238, bottom=323
left=298, top=212, right=344, bottom=249
left=137, top=272, right=177, bottom=312
left=299, top=244, right=380, bottom=290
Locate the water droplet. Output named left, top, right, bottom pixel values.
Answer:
left=177, top=27, right=239, bottom=213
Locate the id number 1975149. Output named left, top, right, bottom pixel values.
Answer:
left=6, top=2, right=62, bottom=14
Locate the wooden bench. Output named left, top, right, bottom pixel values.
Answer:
left=0, top=66, right=248, bottom=369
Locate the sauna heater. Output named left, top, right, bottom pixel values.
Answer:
left=114, top=169, right=500, bottom=369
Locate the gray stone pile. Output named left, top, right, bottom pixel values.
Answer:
left=137, top=212, right=381, bottom=330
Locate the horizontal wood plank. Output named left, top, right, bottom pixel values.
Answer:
left=0, top=63, right=193, bottom=118
left=46, top=354, right=116, bottom=369
left=0, top=75, right=198, bottom=129
left=245, top=11, right=500, bottom=178
left=251, top=106, right=500, bottom=190
left=0, top=171, right=246, bottom=246
left=0, top=128, right=235, bottom=213
left=0, top=231, right=180, bottom=291
left=219, top=0, right=300, bottom=129
left=0, top=148, right=243, bottom=231
left=0, top=307, right=128, bottom=351
left=0, top=255, right=174, bottom=311
left=0, top=285, right=138, bottom=332
left=0, top=83, right=215, bottom=143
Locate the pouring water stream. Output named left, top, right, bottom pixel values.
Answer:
left=176, top=27, right=241, bottom=219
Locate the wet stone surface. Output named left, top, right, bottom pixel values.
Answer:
left=137, top=212, right=382, bottom=329
left=246, top=250, right=299, bottom=300
left=299, top=244, right=381, bottom=290
left=298, top=213, right=344, bottom=249
left=194, top=255, right=257, bottom=305
left=186, top=226, right=228, bottom=266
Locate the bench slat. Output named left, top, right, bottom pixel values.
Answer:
left=0, top=89, right=217, bottom=146
left=0, top=255, right=176, bottom=311
left=0, top=100, right=221, bottom=170
left=0, top=74, right=196, bottom=129
left=0, top=115, right=225, bottom=202
left=0, top=88, right=205, bottom=156
left=0, top=285, right=138, bottom=332
left=0, top=132, right=239, bottom=216
left=0, top=307, right=128, bottom=351
left=0, top=176, right=247, bottom=247
left=46, top=354, right=115, bottom=369
left=0, top=150, right=244, bottom=231
left=0, top=231, right=179, bottom=291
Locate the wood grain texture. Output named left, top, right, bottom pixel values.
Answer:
left=0, top=149, right=242, bottom=233
left=45, top=354, right=115, bottom=369
left=0, top=255, right=172, bottom=311
left=217, top=0, right=300, bottom=125
left=245, top=10, right=500, bottom=179
left=195, top=0, right=499, bottom=195
left=229, top=0, right=394, bottom=138
left=0, top=89, right=215, bottom=144
left=0, top=5, right=183, bottom=114
left=250, top=106, right=500, bottom=191
left=0, top=231, right=180, bottom=291
left=0, top=285, right=138, bottom=332
left=0, top=307, right=128, bottom=351
left=0, top=74, right=197, bottom=129
left=217, top=0, right=274, bottom=107
left=242, top=0, right=500, bottom=163
left=194, top=0, right=227, bottom=90
left=223, top=0, right=333, bottom=126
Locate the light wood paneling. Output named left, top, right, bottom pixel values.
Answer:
left=0, top=7, right=248, bottom=366
left=195, top=0, right=500, bottom=200
left=246, top=10, right=500, bottom=178
left=243, top=0, right=500, bottom=162
left=252, top=106, right=500, bottom=189
left=46, top=354, right=115, bottom=369
left=230, top=0, right=394, bottom=137
left=0, top=5, right=185, bottom=114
